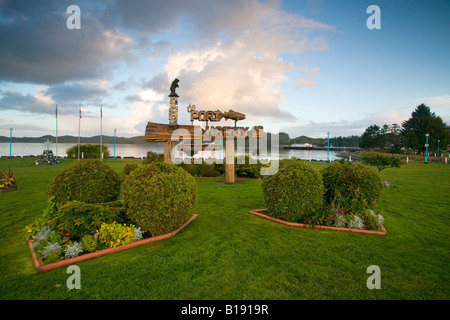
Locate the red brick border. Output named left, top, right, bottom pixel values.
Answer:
left=28, top=214, right=198, bottom=273
left=248, top=209, right=387, bottom=236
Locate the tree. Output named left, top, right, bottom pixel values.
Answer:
left=359, top=125, right=381, bottom=149
left=401, top=104, right=449, bottom=153
left=361, top=151, right=402, bottom=173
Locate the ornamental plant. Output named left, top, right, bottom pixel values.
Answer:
left=80, top=234, right=99, bottom=253
left=261, top=159, right=324, bottom=223
left=0, top=168, right=18, bottom=190
left=123, top=162, right=198, bottom=236
left=47, top=159, right=121, bottom=206
left=98, top=222, right=135, bottom=248
left=321, top=161, right=383, bottom=213
left=49, top=200, right=126, bottom=240
left=123, top=162, right=139, bottom=176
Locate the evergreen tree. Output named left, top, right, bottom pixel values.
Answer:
left=401, top=104, right=449, bottom=152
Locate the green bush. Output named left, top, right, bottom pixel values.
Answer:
left=66, top=144, right=110, bottom=159
left=321, top=162, right=383, bottom=212
left=235, top=155, right=262, bottom=178
left=361, top=151, right=402, bottom=172
left=142, top=151, right=164, bottom=165
left=123, top=162, right=198, bottom=236
left=47, top=159, right=121, bottom=205
left=123, top=162, right=139, bottom=175
left=49, top=200, right=126, bottom=240
left=261, top=159, right=324, bottom=222
left=178, top=161, right=222, bottom=177
left=80, top=234, right=99, bottom=253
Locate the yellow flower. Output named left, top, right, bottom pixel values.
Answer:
left=123, top=223, right=126, bottom=226
left=117, top=239, right=121, bottom=242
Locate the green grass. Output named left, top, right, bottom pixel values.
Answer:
left=0, top=158, right=449, bottom=299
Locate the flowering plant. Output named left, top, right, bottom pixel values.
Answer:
left=98, top=221, right=135, bottom=248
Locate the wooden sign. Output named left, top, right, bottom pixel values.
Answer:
left=187, top=105, right=246, bottom=123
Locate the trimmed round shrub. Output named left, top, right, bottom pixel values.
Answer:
left=123, top=162, right=198, bottom=236
left=261, top=159, right=324, bottom=222
left=49, top=200, right=126, bottom=240
left=123, top=162, right=139, bottom=176
left=47, top=159, right=121, bottom=205
left=321, top=162, right=383, bottom=211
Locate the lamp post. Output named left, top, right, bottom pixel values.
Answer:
left=9, top=128, right=13, bottom=158
left=114, top=129, right=117, bottom=159
left=327, top=131, right=330, bottom=163
left=425, top=134, right=429, bottom=164
left=437, top=140, right=440, bottom=157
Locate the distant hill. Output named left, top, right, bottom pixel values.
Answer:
left=0, top=132, right=361, bottom=147
left=290, top=135, right=361, bottom=148
left=0, top=135, right=146, bottom=144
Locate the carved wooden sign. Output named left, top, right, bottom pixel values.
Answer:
left=145, top=78, right=266, bottom=184
left=187, top=104, right=246, bottom=123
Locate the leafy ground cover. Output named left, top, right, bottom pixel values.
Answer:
left=0, top=158, right=448, bottom=299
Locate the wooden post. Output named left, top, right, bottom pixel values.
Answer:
left=225, top=137, right=235, bottom=184
left=164, top=141, right=174, bottom=163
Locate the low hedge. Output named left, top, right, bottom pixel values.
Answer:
left=66, top=144, right=110, bottom=159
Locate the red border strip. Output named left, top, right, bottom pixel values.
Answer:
left=28, top=214, right=198, bottom=273
left=248, top=209, right=387, bottom=236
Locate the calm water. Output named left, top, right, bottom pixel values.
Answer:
left=0, top=142, right=341, bottom=161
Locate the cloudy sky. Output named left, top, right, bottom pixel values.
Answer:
left=1, top=0, right=449, bottom=139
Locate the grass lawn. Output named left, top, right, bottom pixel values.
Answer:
left=0, top=158, right=449, bottom=300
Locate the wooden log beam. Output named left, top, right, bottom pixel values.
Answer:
left=145, top=122, right=203, bottom=142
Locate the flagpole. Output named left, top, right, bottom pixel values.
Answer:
left=78, top=105, right=81, bottom=161
left=100, top=104, right=103, bottom=160
left=55, top=104, right=58, bottom=158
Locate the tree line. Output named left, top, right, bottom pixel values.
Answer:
left=359, top=104, right=449, bottom=154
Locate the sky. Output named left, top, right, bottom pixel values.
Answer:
left=0, top=0, right=449, bottom=139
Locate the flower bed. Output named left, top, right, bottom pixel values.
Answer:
left=28, top=214, right=198, bottom=273
left=248, top=209, right=387, bottom=236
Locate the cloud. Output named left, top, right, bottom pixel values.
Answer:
left=412, top=95, right=450, bottom=109
left=297, top=67, right=320, bottom=88
left=0, top=0, right=134, bottom=85
left=141, top=1, right=335, bottom=123
left=1, top=0, right=337, bottom=137
left=0, top=89, right=54, bottom=114
left=46, top=80, right=108, bottom=105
